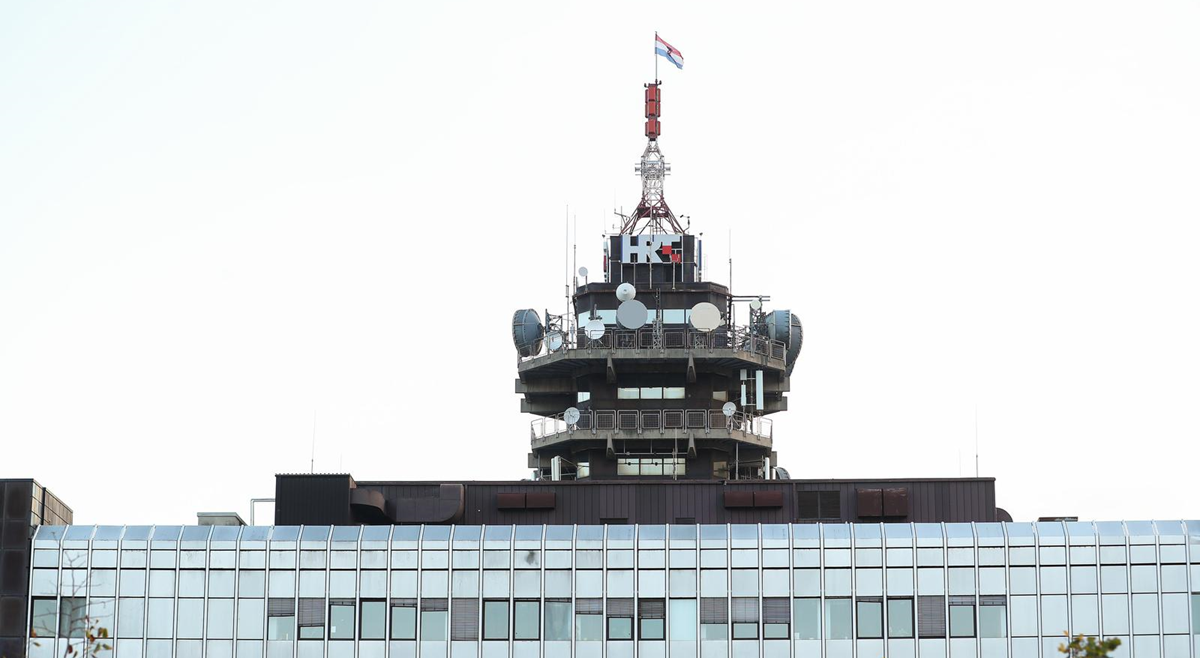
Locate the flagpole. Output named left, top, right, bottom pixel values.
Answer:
left=654, top=31, right=658, bottom=82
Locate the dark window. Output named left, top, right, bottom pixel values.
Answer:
left=58, top=598, right=86, bottom=639
left=426, top=598, right=451, bottom=641
left=638, top=599, right=665, bottom=640
left=298, top=598, right=324, bottom=639
left=797, top=491, right=841, bottom=521
left=267, top=598, right=295, bottom=640
left=917, top=596, right=946, bottom=638
left=700, top=597, right=728, bottom=640
left=763, top=598, right=790, bottom=639
left=607, top=598, right=633, bottom=640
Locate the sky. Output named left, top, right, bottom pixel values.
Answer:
left=1, top=1, right=1198, bottom=525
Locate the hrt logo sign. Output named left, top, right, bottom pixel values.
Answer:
left=622, top=234, right=683, bottom=264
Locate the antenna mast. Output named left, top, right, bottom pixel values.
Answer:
left=620, top=81, right=686, bottom=235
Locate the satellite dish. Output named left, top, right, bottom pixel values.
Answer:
left=785, top=313, right=804, bottom=375
left=767, top=309, right=791, bottom=343
left=616, top=282, right=637, bottom=301
left=616, top=299, right=648, bottom=329
left=511, top=309, right=545, bottom=357
left=749, top=298, right=762, bottom=311
left=546, top=331, right=565, bottom=352
left=722, top=401, right=737, bottom=417
left=578, top=266, right=589, bottom=277
left=564, top=407, right=581, bottom=425
left=584, top=319, right=606, bottom=340
left=690, top=302, right=722, bottom=332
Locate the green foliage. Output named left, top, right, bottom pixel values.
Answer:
left=1058, top=632, right=1122, bottom=657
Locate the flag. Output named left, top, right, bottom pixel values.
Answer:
left=655, top=35, right=683, bottom=70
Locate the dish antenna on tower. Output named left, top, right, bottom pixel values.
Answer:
left=564, top=407, right=581, bottom=426
left=616, top=282, right=637, bottom=301
left=722, top=401, right=737, bottom=417
left=617, top=299, right=649, bottom=329
left=584, top=319, right=606, bottom=340
left=689, top=302, right=722, bottom=332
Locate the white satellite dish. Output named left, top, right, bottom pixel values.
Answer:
left=690, top=302, right=722, bottom=332
left=616, top=282, right=637, bottom=301
left=584, top=319, right=606, bottom=340
left=546, top=331, right=565, bottom=352
left=749, top=298, right=762, bottom=311
left=578, top=266, right=588, bottom=277
left=564, top=407, right=581, bottom=425
left=722, top=401, right=737, bottom=417
left=616, top=299, right=648, bottom=329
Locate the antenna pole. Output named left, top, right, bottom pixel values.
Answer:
left=974, top=405, right=980, bottom=477
left=310, top=410, right=316, bottom=474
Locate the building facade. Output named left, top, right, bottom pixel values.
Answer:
left=25, top=521, right=1200, bottom=658
left=1, top=479, right=72, bottom=657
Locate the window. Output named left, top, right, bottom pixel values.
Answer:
left=793, top=599, right=819, bottom=640
left=641, top=387, right=664, bottom=399
left=608, top=598, right=634, bottom=640
left=545, top=600, right=572, bottom=641
left=298, top=598, right=324, bottom=639
left=887, top=599, right=913, bottom=638
left=576, top=602, right=604, bottom=641
left=917, top=596, right=946, bottom=638
left=31, top=598, right=57, bottom=638
left=762, top=598, right=789, bottom=639
left=638, top=599, right=665, bottom=640
left=267, top=599, right=295, bottom=640
left=360, top=600, right=385, bottom=640
left=797, top=491, right=840, bottom=521
left=857, top=600, right=882, bottom=639
left=824, top=599, right=851, bottom=640
left=446, top=598, right=470, bottom=641
left=700, top=597, right=728, bottom=640
left=669, top=599, right=697, bottom=641
left=514, top=601, right=539, bottom=640
left=1193, top=594, right=1200, bottom=635
left=390, top=602, right=416, bottom=640
left=979, top=600, right=1006, bottom=638
left=664, top=387, right=686, bottom=399
left=329, top=601, right=354, bottom=640
left=483, top=600, right=509, bottom=640
left=618, top=388, right=640, bottom=399
left=577, top=392, right=591, bottom=403
left=949, top=602, right=975, bottom=638
left=617, top=458, right=686, bottom=476
left=732, top=598, right=759, bottom=639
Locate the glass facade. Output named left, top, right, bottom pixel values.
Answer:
left=25, top=521, right=1200, bottom=658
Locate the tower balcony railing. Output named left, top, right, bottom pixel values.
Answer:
left=531, top=408, right=773, bottom=443
left=521, top=325, right=787, bottom=363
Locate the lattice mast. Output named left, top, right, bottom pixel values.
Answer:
left=619, top=82, right=687, bottom=235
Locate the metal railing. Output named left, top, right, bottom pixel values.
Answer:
left=521, top=325, right=787, bottom=363
left=531, top=408, right=773, bottom=442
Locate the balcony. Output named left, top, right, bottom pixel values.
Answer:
left=517, top=326, right=788, bottom=376
left=530, top=408, right=773, bottom=450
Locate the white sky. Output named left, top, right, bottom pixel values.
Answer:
left=2, top=1, right=1198, bottom=525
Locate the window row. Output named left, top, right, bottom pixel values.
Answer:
left=34, top=543, right=1198, bottom=573
left=36, top=564, right=1200, bottom=602
left=32, top=594, right=1200, bottom=642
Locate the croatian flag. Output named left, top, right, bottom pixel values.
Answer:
left=655, top=35, right=683, bottom=70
